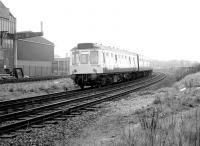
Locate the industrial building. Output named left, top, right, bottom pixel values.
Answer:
left=0, top=1, right=59, bottom=77
left=17, top=36, right=54, bottom=76
left=0, top=1, right=16, bottom=73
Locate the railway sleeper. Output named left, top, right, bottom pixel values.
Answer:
left=16, top=129, right=32, bottom=133
left=31, top=125, right=45, bottom=128
left=54, top=117, right=67, bottom=121
left=0, top=134, right=17, bottom=139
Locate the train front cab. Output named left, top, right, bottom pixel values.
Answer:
left=70, top=49, right=103, bottom=89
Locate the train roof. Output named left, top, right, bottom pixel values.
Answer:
left=71, top=43, right=137, bottom=55
left=71, top=43, right=151, bottom=60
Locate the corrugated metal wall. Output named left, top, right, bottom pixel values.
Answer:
left=17, top=60, right=52, bottom=77
left=17, top=37, right=54, bottom=76
left=17, top=39, right=54, bottom=61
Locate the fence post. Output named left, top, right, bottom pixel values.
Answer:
left=57, top=61, right=59, bottom=75
left=22, top=65, right=24, bottom=75
left=29, top=65, right=30, bottom=77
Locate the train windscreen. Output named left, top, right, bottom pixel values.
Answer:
left=80, top=54, right=89, bottom=64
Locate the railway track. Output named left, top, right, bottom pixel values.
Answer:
left=0, top=72, right=166, bottom=136
left=0, top=74, right=155, bottom=113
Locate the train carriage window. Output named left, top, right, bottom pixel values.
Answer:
left=103, top=52, right=106, bottom=63
left=80, top=54, right=89, bottom=64
left=90, top=51, right=98, bottom=64
left=129, top=57, right=131, bottom=64
left=106, top=52, right=109, bottom=57
left=72, top=52, right=79, bottom=65
left=115, top=54, right=117, bottom=62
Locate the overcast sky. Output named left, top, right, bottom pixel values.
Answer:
left=2, top=0, right=200, bottom=61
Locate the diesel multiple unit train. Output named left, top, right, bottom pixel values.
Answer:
left=70, top=43, right=152, bottom=89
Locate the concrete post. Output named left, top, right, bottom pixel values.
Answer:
left=13, top=19, right=17, bottom=68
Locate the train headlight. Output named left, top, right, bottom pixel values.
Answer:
left=72, top=69, right=77, bottom=74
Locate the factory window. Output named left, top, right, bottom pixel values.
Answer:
left=90, top=51, right=98, bottom=64
left=80, top=54, right=89, bottom=64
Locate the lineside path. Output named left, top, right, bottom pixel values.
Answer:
left=0, top=72, right=166, bottom=136
left=0, top=75, right=69, bottom=84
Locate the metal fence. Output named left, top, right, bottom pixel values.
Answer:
left=17, top=65, right=52, bottom=77
left=18, top=65, right=69, bottom=77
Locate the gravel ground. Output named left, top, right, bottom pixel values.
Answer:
left=68, top=94, right=156, bottom=146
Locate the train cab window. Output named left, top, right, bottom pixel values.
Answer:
left=90, top=51, right=98, bottom=64
left=72, top=52, right=79, bottom=65
left=80, top=54, right=89, bottom=64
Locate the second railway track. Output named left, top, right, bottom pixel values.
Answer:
left=0, top=72, right=166, bottom=136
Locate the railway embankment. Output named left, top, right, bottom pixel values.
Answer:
left=68, top=71, right=200, bottom=146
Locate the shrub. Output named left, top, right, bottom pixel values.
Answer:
left=153, top=96, right=161, bottom=104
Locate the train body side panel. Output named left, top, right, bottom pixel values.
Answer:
left=101, top=49, right=139, bottom=74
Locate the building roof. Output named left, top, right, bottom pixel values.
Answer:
left=18, top=36, right=54, bottom=46
left=0, top=1, right=15, bottom=19
left=0, top=1, right=6, bottom=8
